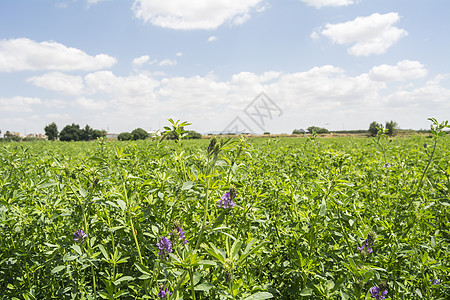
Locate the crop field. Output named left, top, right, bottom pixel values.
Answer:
left=0, top=122, right=449, bottom=299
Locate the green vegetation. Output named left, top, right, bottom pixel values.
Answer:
left=0, top=119, right=449, bottom=299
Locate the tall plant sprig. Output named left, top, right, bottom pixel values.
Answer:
left=414, top=118, right=450, bottom=195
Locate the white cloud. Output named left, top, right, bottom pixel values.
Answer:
left=45, top=113, right=70, bottom=120
left=84, top=71, right=160, bottom=103
left=27, top=72, right=84, bottom=95
left=75, top=97, right=107, bottom=110
left=0, top=96, right=41, bottom=112
left=132, top=0, right=264, bottom=30
left=0, top=38, right=117, bottom=72
left=176, top=52, right=183, bottom=57
left=208, top=36, right=218, bottom=42
left=132, top=55, right=151, bottom=67
left=299, top=0, right=355, bottom=9
left=369, top=60, right=428, bottom=82
left=317, top=12, right=408, bottom=56
left=159, top=59, right=177, bottom=66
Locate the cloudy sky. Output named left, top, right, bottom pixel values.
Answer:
left=1, top=0, right=449, bottom=135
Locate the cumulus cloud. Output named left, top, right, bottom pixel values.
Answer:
left=0, top=96, right=41, bottom=112
left=76, top=97, right=107, bottom=110
left=316, top=12, right=408, bottom=56
left=132, top=0, right=264, bottom=30
left=369, top=60, right=428, bottom=82
left=0, top=38, right=117, bottom=72
left=132, top=55, right=150, bottom=67
left=299, top=0, right=355, bottom=9
left=27, top=72, right=84, bottom=95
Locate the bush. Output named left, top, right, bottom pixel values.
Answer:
left=131, top=128, right=149, bottom=140
left=186, top=130, right=202, bottom=139
left=368, top=121, right=382, bottom=136
left=118, top=132, right=132, bottom=141
left=385, top=120, right=399, bottom=136
left=307, top=126, right=329, bottom=134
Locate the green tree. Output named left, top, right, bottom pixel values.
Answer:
left=307, top=126, right=329, bottom=134
left=368, top=121, right=381, bottom=137
left=131, top=128, right=149, bottom=140
left=60, top=123, right=82, bottom=141
left=186, top=130, right=202, bottom=139
left=385, top=120, right=399, bottom=136
left=118, top=132, right=132, bottom=141
left=44, top=122, right=59, bottom=140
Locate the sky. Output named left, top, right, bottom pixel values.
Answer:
left=1, top=0, right=449, bottom=135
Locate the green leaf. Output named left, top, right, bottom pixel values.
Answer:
left=319, top=199, right=327, bottom=217
left=71, top=244, right=82, bottom=255
left=37, top=180, right=58, bottom=189
left=300, top=288, right=313, bottom=296
left=340, top=290, right=349, bottom=300
left=51, top=265, right=65, bottom=274
left=97, top=244, right=109, bottom=261
left=117, top=199, right=127, bottom=211
left=194, top=283, right=214, bottom=291
left=114, top=276, right=134, bottom=285
left=134, top=262, right=152, bottom=275
left=243, top=292, right=273, bottom=300
left=181, top=181, right=194, bottom=190
left=212, top=211, right=226, bottom=228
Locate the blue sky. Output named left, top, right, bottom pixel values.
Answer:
left=1, top=0, right=449, bottom=135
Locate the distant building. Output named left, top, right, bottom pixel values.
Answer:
left=105, top=133, right=119, bottom=139
left=27, top=133, right=46, bottom=138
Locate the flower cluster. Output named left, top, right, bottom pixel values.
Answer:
left=369, top=286, right=388, bottom=300
left=383, top=162, right=391, bottom=168
left=158, top=284, right=172, bottom=298
left=157, top=236, right=172, bottom=260
left=359, top=231, right=376, bottom=254
left=74, top=229, right=87, bottom=243
left=217, top=186, right=237, bottom=209
left=431, top=278, right=440, bottom=285
left=172, top=226, right=187, bottom=245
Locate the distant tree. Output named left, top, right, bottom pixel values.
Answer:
left=307, top=126, right=329, bottom=134
left=263, top=132, right=270, bottom=135
left=385, top=120, right=399, bottom=136
left=44, top=122, right=59, bottom=141
left=60, top=123, right=82, bottom=141
left=4, top=130, right=12, bottom=138
left=118, top=132, right=132, bottom=141
left=368, top=121, right=381, bottom=137
left=92, top=129, right=106, bottom=139
left=292, top=129, right=306, bottom=135
left=131, top=128, right=149, bottom=140
left=80, top=125, right=93, bottom=141
left=186, top=130, right=202, bottom=139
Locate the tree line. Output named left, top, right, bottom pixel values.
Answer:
left=44, top=123, right=106, bottom=141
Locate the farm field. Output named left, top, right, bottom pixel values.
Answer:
left=0, top=128, right=449, bottom=299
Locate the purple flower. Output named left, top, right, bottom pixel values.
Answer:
left=431, top=279, right=440, bottom=285
left=383, top=163, right=391, bottom=168
left=370, top=286, right=388, bottom=300
left=157, top=236, right=172, bottom=260
left=170, top=225, right=187, bottom=245
left=158, top=284, right=172, bottom=298
left=359, top=231, right=376, bottom=254
left=74, top=229, right=87, bottom=243
left=217, top=189, right=237, bottom=209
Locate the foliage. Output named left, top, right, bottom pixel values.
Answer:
left=44, top=122, right=59, bottom=140
left=0, top=118, right=449, bottom=299
left=118, top=132, right=132, bottom=141
left=368, top=121, right=382, bottom=136
left=59, top=123, right=105, bottom=141
left=131, top=128, right=149, bottom=140
left=385, top=120, right=399, bottom=136
left=292, top=129, right=306, bottom=134
left=307, top=126, right=329, bottom=134
left=186, top=130, right=202, bottom=139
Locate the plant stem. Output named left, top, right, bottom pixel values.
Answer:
left=123, top=180, right=143, bottom=264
